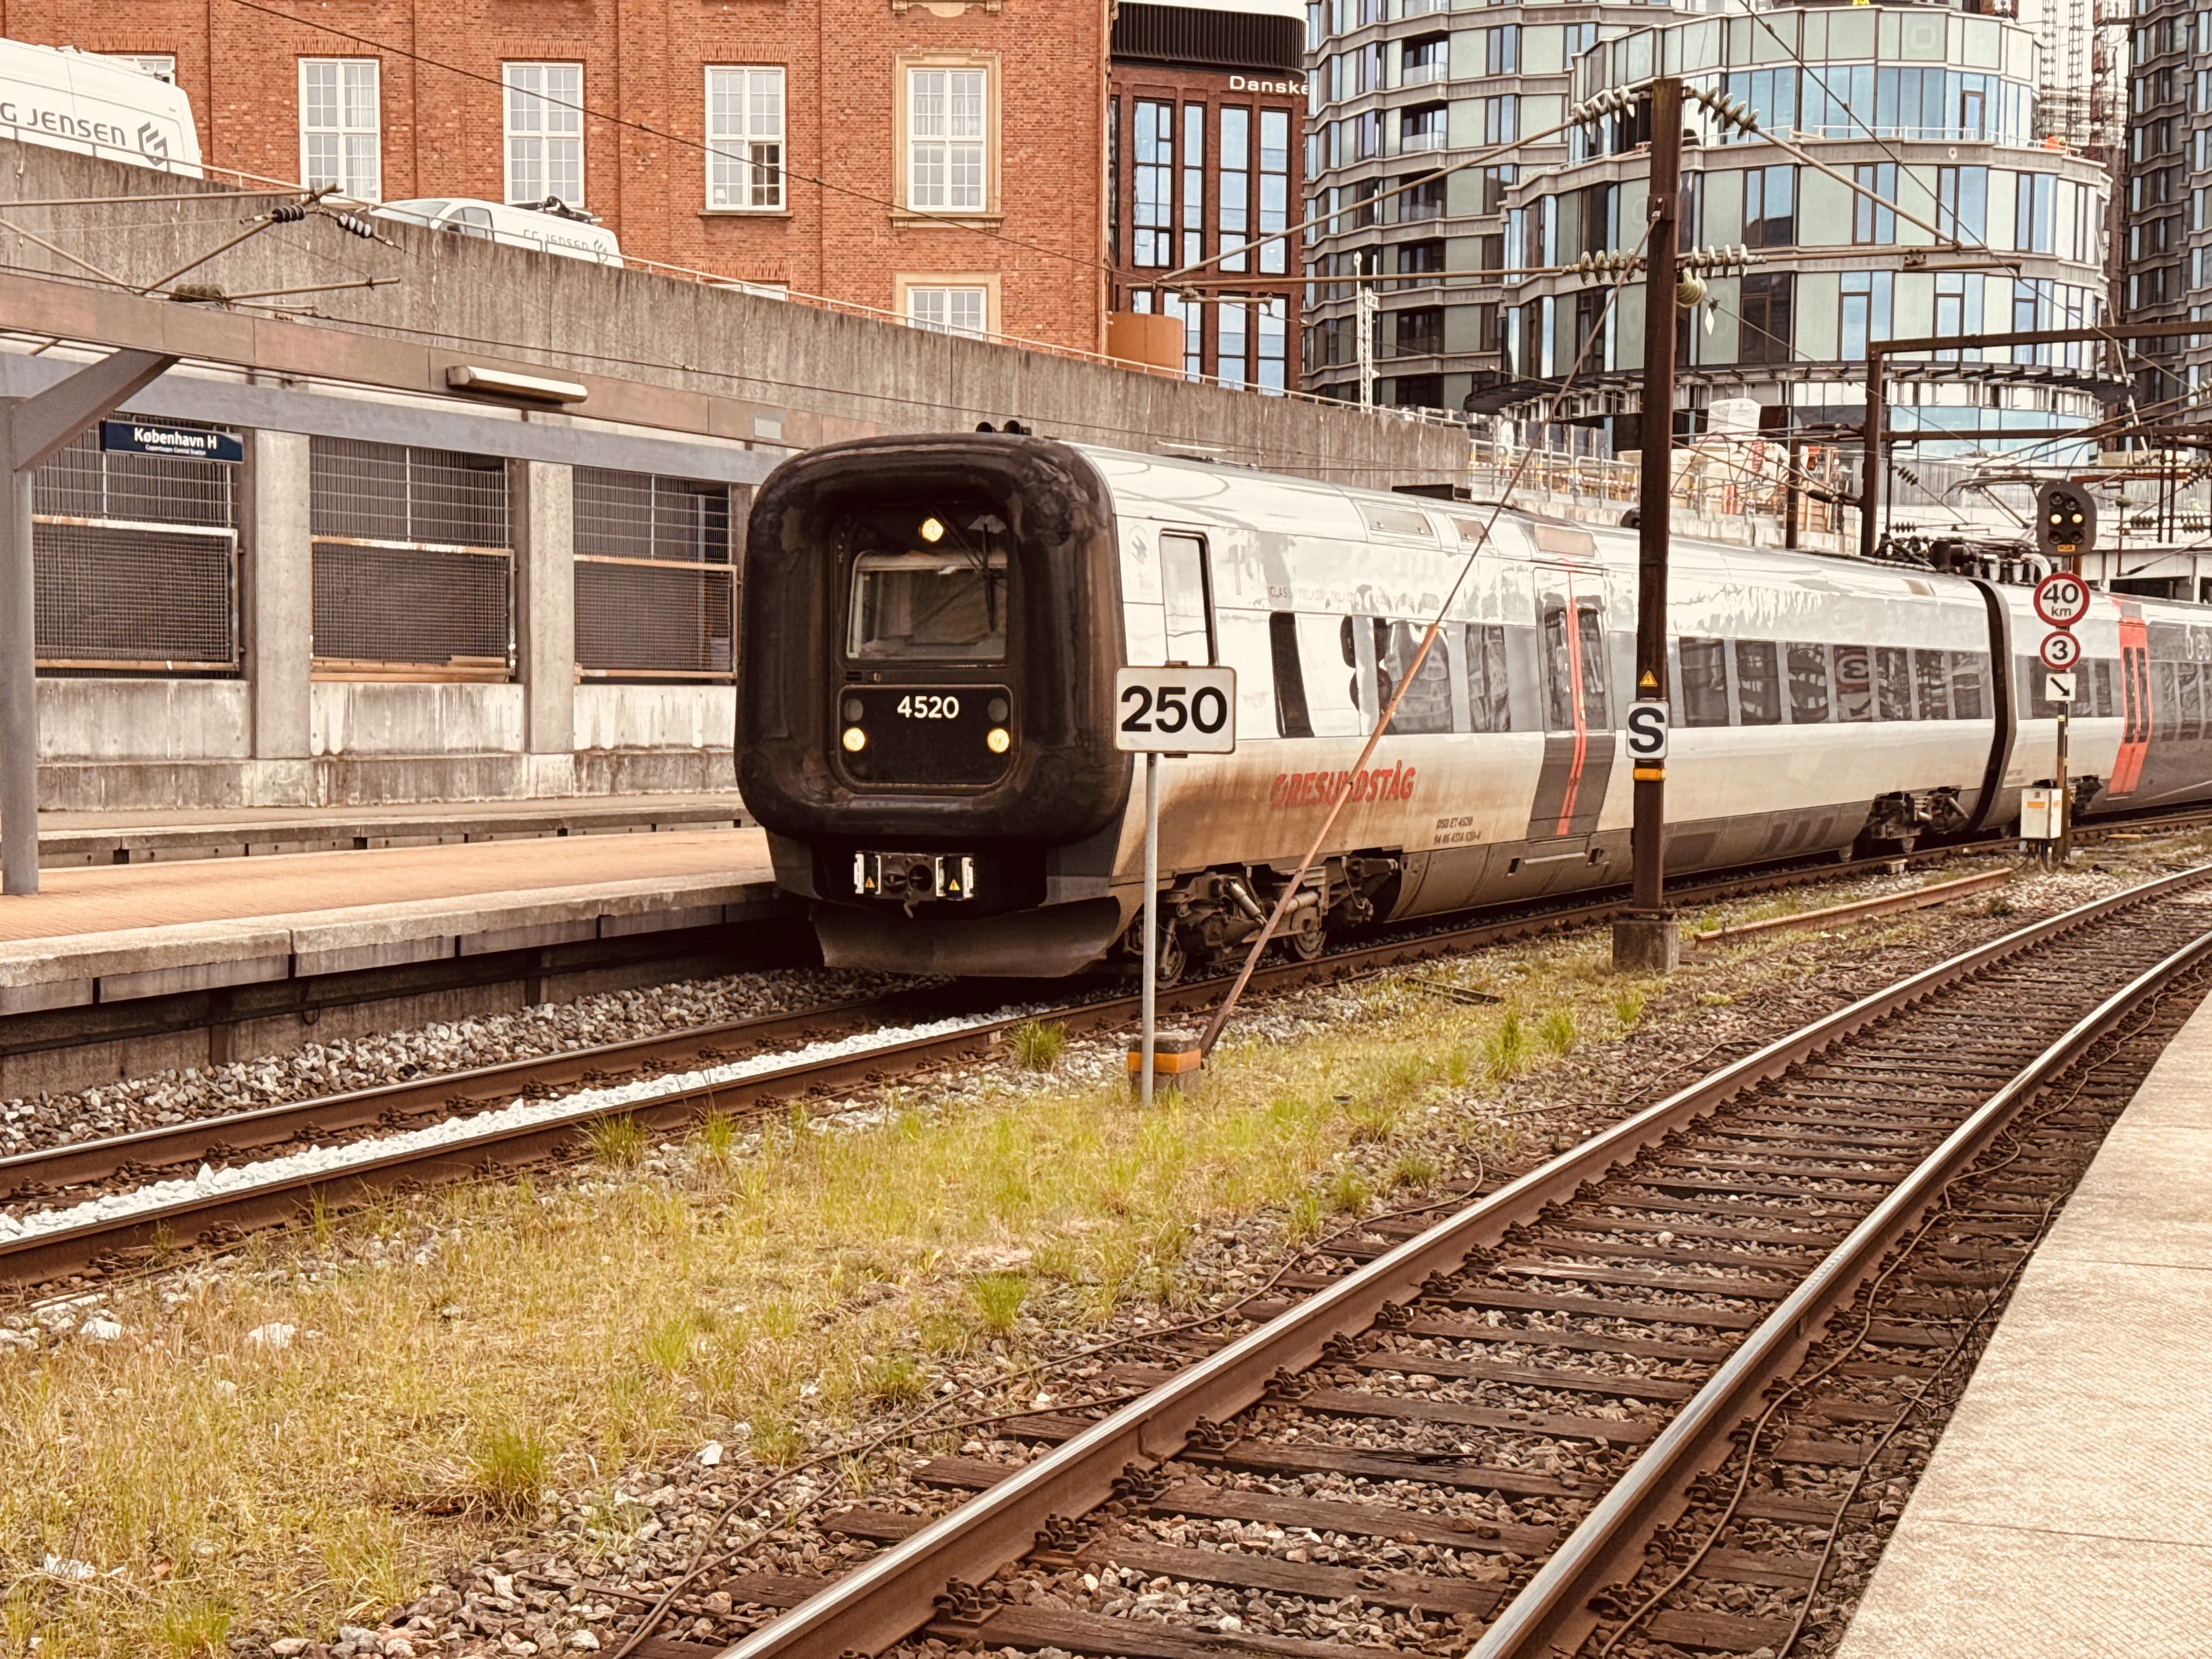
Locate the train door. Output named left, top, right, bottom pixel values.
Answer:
left=2112, top=607, right=2149, bottom=797
left=1158, top=531, right=1216, bottom=665
left=1525, top=566, right=1617, bottom=839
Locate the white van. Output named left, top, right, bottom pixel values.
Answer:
left=373, top=197, right=624, bottom=267
left=0, top=37, right=201, bottom=175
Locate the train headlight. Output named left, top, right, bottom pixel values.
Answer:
left=842, top=726, right=867, bottom=752
left=986, top=727, right=1011, bottom=754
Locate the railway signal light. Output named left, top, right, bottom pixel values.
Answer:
left=2035, top=481, right=2096, bottom=560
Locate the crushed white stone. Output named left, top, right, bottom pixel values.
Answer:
left=0, top=1007, right=1037, bottom=1244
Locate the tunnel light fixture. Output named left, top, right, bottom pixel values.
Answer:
left=918, top=516, right=945, bottom=543
left=445, top=364, right=589, bottom=404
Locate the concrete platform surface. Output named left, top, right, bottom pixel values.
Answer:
left=33, top=791, right=746, bottom=866
left=0, top=827, right=785, bottom=1011
left=1836, top=991, right=2212, bottom=1659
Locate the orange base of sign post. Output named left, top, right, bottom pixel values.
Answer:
left=1126, top=1034, right=1204, bottom=1088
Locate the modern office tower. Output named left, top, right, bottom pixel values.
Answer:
left=2118, top=0, right=2211, bottom=409
left=1491, top=3, right=2111, bottom=461
left=1301, top=0, right=1674, bottom=410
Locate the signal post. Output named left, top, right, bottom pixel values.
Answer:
left=1613, top=76, right=1685, bottom=975
left=2032, top=483, right=2096, bottom=864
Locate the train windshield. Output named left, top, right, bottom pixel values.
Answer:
left=847, top=548, right=1009, bottom=662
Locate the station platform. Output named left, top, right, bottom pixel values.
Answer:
left=1836, top=994, right=2212, bottom=1657
left=0, top=825, right=786, bottom=1017
left=32, top=791, right=746, bottom=867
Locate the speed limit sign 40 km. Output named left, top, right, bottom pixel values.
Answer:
left=2034, top=571, right=2092, bottom=628
left=2039, top=630, right=2083, bottom=672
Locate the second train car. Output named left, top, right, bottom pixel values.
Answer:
left=737, top=432, right=2212, bottom=978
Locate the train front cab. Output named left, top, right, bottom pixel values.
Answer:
left=736, top=434, right=1136, bottom=975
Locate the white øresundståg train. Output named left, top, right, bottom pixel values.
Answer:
left=737, top=433, right=2212, bottom=978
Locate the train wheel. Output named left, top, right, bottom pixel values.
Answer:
left=1286, top=914, right=1327, bottom=961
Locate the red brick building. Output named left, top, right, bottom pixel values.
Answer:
left=1108, top=0, right=1305, bottom=390
left=0, top=0, right=1110, bottom=352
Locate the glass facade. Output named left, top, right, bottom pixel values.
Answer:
left=1306, top=4, right=2111, bottom=455
left=2120, top=0, right=2212, bottom=407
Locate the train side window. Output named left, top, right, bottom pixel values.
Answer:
left=2153, top=659, right=2180, bottom=731
left=2018, top=654, right=2059, bottom=720
left=1576, top=602, right=1613, bottom=729
left=1341, top=614, right=1381, bottom=731
left=2092, top=658, right=2115, bottom=718
left=1384, top=620, right=1454, bottom=735
left=1913, top=648, right=1951, bottom=720
left=1270, top=611, right=1313, bottom=738
left=1875, top=647, right=1912, bottom=720
left=1734, top=640, right=1782, bottom=725
left=1832, top=644, right=1874, bottom=721
left=1159, top=532, right=1215, bottom=665
left=1540, top=603, right=1576, bottom=730
left=1786, top=642, right=1831, bottom=723
left=1680, top=637, right=1730, bottom=726
left=1950, top=650, right=1988, bottom=719
left=1467, top=623, right=1512, bottom=732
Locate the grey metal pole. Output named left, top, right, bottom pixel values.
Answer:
left=0, top=346, right=179, bottom=895
left=2055, top=703, right=2070, bottom=865
left=1141, top=751, right=1159, bottom=1109
left=0, top=465, right=35, bottom=895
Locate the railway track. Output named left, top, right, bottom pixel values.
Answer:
left=0, top=844, right=2027, bottom=1290
left=692, top=864, right=2212, bottom=1659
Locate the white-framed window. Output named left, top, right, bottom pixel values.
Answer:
left=504, top=62, right=584, bottom=207
left=300, top=59, right=382, bottom=201
left=908, top=66, right=987, bottom=211
left=707, top=66, right=785, bottom=210
left=906, top=284, right=989, bottom=337
left=104, top=54, right=176, bottom=83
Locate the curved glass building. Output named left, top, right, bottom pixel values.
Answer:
left=1304, top=2, right=2115, bottom=463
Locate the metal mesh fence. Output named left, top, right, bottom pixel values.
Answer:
left=312, top=544, right=514, bottom=675
left=311, top=437, right=510, bottom=547
left=309, top=438, right=513, bottom=675
left=36, top=425, right=235, bottom=528
left=573, top=469, right=738, bottom=677
left=576, top=562, right=735, bottom=675
left=32, top=420, right=239, bottom=672
left=36, top=522, right=238, bottom=670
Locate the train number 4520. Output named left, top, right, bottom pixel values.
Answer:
left=896, top=694, right=962, bottom=719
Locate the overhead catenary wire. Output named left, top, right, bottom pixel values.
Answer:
left=1194, top=215, right=1659, bottom=1060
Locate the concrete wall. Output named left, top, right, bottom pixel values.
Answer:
left=0, top=144, right=1468, bottom=488
left=1, top=143, right=1470, bottom=816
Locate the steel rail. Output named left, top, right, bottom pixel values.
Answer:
left=0, top=843, right=2005, bottom=1284
left=1468, top=886, right=2212, bottom=1658
left=712, top=862, right=2212, bottom=1659
left=0, top=836, right=2162, bottom=1290
left=1687, top=866, right=2012, bottom=943
left=0, top=989, right=950, bottom=1203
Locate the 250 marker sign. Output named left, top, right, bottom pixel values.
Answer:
left=1115, top=665, right=1238, bottom=754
